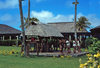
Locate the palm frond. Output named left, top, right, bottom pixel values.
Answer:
left=76, top=16, right=91, bottom=31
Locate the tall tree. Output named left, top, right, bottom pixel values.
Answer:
left=19, top=0, right=26, bottom=56
left=27, top=0, right=39, bottom=27
left=73, top=0, right=79, bottom=41
left=28, top=0, right=30, bottom=24
left=76, top=16, right=91, bottom=31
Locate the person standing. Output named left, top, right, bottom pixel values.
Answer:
left=73, top=40, right=77, bottom=53
left=77, top=40, right=81, bottom=53
left=66, top=40, right=71, bottom=54
left=59, top=39, right=63, bottom=55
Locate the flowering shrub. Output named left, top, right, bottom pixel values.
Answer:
left=59, top=55, right=72, bottom=59
left=79, top=51, right=100, bottom=68
left=21, top=52, right=24, bottom=57
left=60, top=55, right=64, bottom=58
left=66, top=55, right=72, bottom=58
left=19, top=45, right=22, bottom=47
left=0, top=49, right=20, bottom=56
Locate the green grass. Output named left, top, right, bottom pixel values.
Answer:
left=0, top=46, right=87, bottom=68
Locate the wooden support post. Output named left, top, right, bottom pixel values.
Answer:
left=26, top=43, right=30, bottom=56
left=84, top=35, right=85, bottom=38
left=0, top=37, right=2, bottom=40
left=90, top=35, right=92, bottom=38
left=69, top=35, right=71, bottom=41
left=16, top=36, right=19, bottom=47
left=16, top=36, right=18, bottom=40
left=37, top=42, right=39, bottom=56
left=80, top=35, right=82, bottom=41
left=3, top=36, right=5, bottom=41
left=9, top=36, right=11, bottom=40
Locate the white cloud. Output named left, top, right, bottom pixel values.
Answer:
left=0, top=0, right=18, bottom=9
left=31, top=11, right=53, bottom=18
left=31, top=10, right=74, bottom=23
left=74, top=13, right=100, bottom=27
left=75, top=13, right=100, bottom=27
left=77, top=13, right=84, bottom=18
left=31, top=10, right=100, bottom=27
left=87, top=14, right=100, bottom=27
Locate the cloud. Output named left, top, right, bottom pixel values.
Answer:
left=87, top=14, right=100, bottom=27
left=0, top=0, right=18, bottom=9
left=31, top=10, right=74, bottom=23
left=31, top=11, right=53, bottom=18
left=75, top=13, right=100, bottom=28
left=31, top=10, right=100, bottom=27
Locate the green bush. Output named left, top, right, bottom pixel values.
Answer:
left=0, top=40, right=21, bottom=46
left=85, top=37, right=93, bottom=48
left=86, top=37, right=100, bottom=53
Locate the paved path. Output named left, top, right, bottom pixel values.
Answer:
left=29, top=51, right=89, bottom=57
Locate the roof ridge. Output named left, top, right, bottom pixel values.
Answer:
left=48, top=22, right=74, bottom=24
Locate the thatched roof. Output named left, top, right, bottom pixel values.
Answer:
left=91, top=25, right=100, bottom=30
left=25, top=24, right=63, bottom=37
left=0, top=24, right=21, bottom=34
left=90, top=25, right=100, bottom=33
left=48, top=22, right=88, bottom=33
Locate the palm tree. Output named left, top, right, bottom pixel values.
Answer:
left=19, top=0, right=26, bottom=56
left=76, top=16, right=91, bottom=31
left=26, top=0, right=39, bottom=28
left=24, top=17, right=39, bottom=28
left=20, top=0, right=39, bottom=28
left=28, top=0, right=30, bottom=24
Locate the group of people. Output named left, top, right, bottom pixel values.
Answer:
left=58, top=39, right=81, bottom=53
left=26, top=37, right=81, bottom=53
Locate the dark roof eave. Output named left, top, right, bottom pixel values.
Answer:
left=61, top=32, right=90, bottom=33
left=90, top=25, right=100, bottom=31
left=0, top=33, right=21, bottom=35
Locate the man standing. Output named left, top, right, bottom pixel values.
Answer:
left=66, top=40, right=71, bottom=54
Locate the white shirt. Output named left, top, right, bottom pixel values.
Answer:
left=66, top=40, right=70, bottom=46
left=77, top=41, right=80, bottom=46
left=73, top=41, right=76, bottom=46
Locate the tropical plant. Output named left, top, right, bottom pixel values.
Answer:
left=79, top=52, right=100, bottom=68
left=28, top=0, right=30, bottom=21
left=24, top=17, right=39, bottom=28
left=86, top=37, right=100, bottom=53
left=85, top=37, right=93, bottom=48
left=76, top=16, right=91, bottom=31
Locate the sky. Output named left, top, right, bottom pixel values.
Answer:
left=0, top=0, right=100, bottom=30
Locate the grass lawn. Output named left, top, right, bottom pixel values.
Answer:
left=0, top=46, right=87, bottom=68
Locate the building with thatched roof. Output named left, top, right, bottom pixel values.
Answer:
left=90, top=25, right=100, bottom=39
left=0, top=24, right=21, bottom=46
left=48, top=22, right=91, bottom=41
left=25, top=23, right=63, bottom=38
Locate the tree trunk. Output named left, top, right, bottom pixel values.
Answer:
left=19, top=0, right=26, bottom=56
left=28, top=0, right=30, bottom=21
